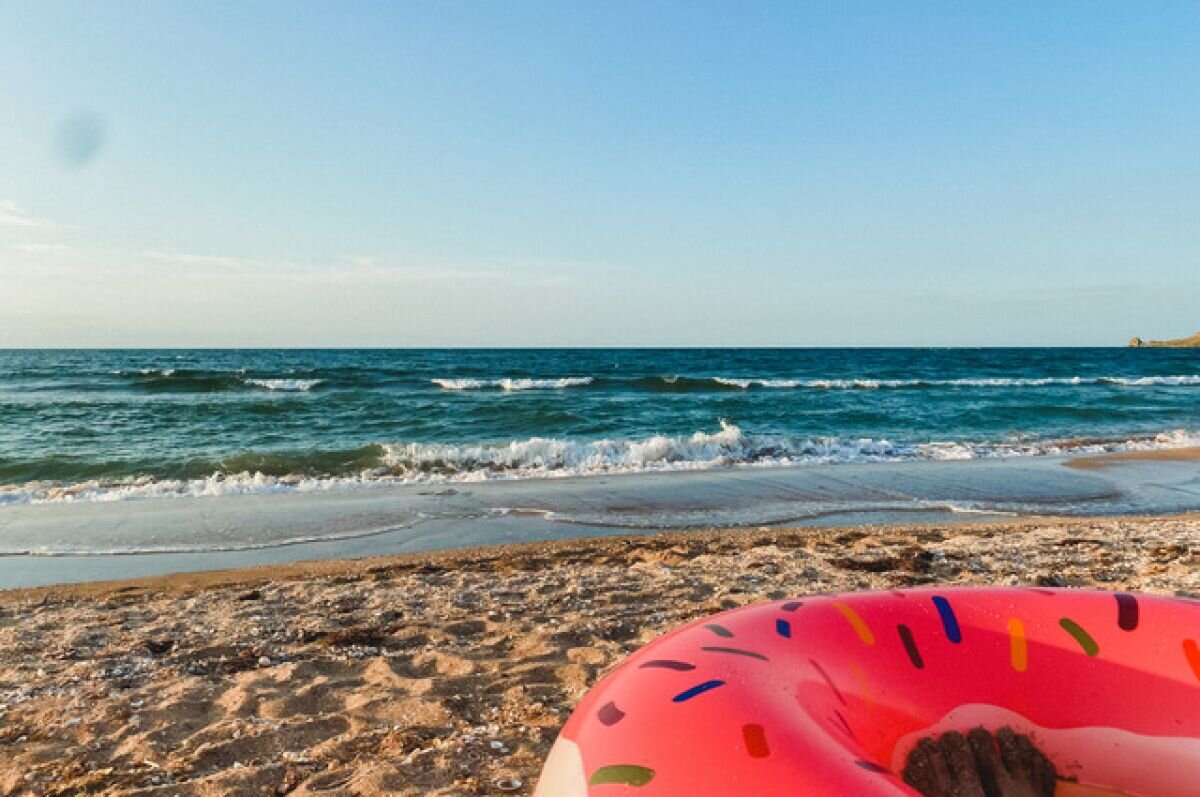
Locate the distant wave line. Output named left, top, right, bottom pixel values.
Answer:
left=429, top=374, right=1200, bottom=392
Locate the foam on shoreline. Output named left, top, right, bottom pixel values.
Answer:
left=3, top=423, right=1199, bottom=506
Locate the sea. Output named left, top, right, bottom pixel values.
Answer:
left=2, top=348, right=1200, bottom=585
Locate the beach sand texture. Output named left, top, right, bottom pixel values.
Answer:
left=3, top=514, right=1200, bottom=796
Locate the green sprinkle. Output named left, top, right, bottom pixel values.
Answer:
left=1060, top=617, right=1100, bottom=657
left=589, top=764, right=656, bottom=787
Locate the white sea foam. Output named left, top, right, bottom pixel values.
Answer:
left=244, top=378, right=323, bottom=391
left=709, top=375, right=1200, bottom=389
left=713, top=378, right=803, bottom=388
left=4, top=424, right=1200, bottom=505
left=0, top=470, right=382, bottom=506
left=1102, top=375, right=1200, bottom=386
left=432, top=377, right=593, bottom=391
left=112, top=368, right=177, bottom=377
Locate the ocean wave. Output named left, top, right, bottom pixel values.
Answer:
left=701, top=375, right=1200, bottom=390
left=432, top=377, right=594, bottom=391
left=595, top=374, right=1200, bottom=392
left=245, top=378, right=323, bottom=391
left=626, top=376, right=745, bottom=392
left=48, top=370, right=1200, bottom=396
left=1101, top=375, right=1200, bottom=386
left=110, top=369, right=326, bottom=393
left=712, top=377, right=804, bottom=388
left=115, top=368, right=177, bottom=377
left=3, top=424, right=1199, bottom=505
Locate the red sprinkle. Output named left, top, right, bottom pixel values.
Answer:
left=742, top=724, right=770, bottom=758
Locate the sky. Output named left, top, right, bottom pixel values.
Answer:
left=2, top=1, right=1199, bottom=347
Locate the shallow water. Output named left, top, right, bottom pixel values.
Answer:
left=2, top=453, right=1198, bottom=588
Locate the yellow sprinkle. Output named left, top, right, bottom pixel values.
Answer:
left=1009, top=617, right=1028, bottom=672
left=834, top=601, right=875, bottom=645
left=848, top=659, right=876, bottom=707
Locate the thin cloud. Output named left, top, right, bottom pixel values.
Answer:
left=141, top=249, right=573, bottom=287
left=0, top=200, right=52, bottom=228
left=339, top=255, right=576, bottom=287
left=11, top=242, right=73, bottom=254
left=142, top=250, right=274, bottom=272
left=3, top=215, right=576, bottom=289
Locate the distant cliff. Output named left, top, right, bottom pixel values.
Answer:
left=1129, top=332, right=1200, bottom=347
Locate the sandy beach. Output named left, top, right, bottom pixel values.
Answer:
left=1, top=513, right=1198, bottom=796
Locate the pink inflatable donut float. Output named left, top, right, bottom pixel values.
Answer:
left=535, top=587, right=1200, bottom=796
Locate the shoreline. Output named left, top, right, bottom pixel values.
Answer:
left=3, top=513, right=1200, bottom=795
left=1, top=511, right=1198, bottom=603
left=1065, top=445, right=1200, bottom=469
left=7, top=451, right=1200, bottom=590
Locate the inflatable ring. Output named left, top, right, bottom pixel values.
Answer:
left=535, top=587, right=1200, bottom=796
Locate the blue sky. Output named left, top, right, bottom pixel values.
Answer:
left=2, top=1, right=1198, bottom=346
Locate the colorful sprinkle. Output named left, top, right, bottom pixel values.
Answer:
left=597, top=701, right=625, bottom=726
left=673, top=679, right=726, bottom=703
left=589, top=764, right=655, bottom=787
left=1059, top=617, right=1100, bottom=657
left=742, top=724, right=770, bottom=758
left=856, top=760, right=891, bottom=774
left=701, top=646, right=769, bottom=662
left=639, top=660, right=696, bottom=671
left=1009, top=618, right=1028, bottom=672
left=809, top=658, right=847, bottom=706
left=932, top=595, right=962, bottom=643
left=776, top=619, right=792, bottom=639
left=1183, top=639, right=1200, bottom=681
left=704, top=623, right=734, bottom=638
left=833, top=709, right=857, bottom=741
left=897, top=624, right=924, bottom=669
left=848, top=660, right=875, bottom=707
left=833, top=601, right=875, bottom=645
left=1116, top=593, right=1139, bottom=631
left=781, top=600, right=804, bottom=612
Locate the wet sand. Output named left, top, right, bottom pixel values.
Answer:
left=1065, top=446, right=1200, bottom=468
left=3, top=513, right=1200, bottom=795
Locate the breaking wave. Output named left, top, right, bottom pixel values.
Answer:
left=430, top=374, right=1200, bottom=393
left=108, top=369, right=325, bottom=393
left=432, top=377, right=594, bottom=391
left=711, top=375, right=1200, bottom=390
left=244, top=378, right=323, bottom=391
left=3, top=423, right=1198, bottom=506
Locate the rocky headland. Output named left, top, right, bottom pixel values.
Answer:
left=1128, top=331, right=1200, bottom=347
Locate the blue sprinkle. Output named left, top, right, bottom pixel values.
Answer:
left=673, top=679, right=726, bottom=703
left=776, top=618, right=792, bottom=639
left=933, top=595, right=962, bottom=643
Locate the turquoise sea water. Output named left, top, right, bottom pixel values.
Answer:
left=2, top=348, right=1199, bottom=506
